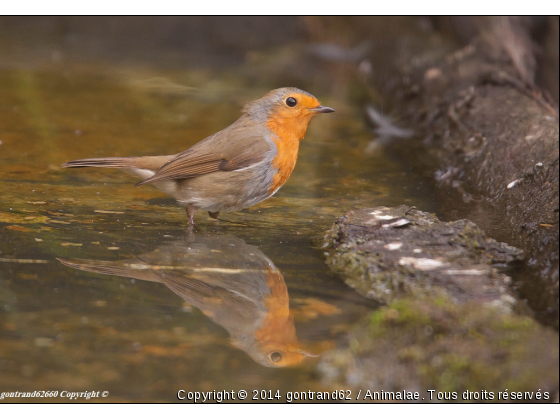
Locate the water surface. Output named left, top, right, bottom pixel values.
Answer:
left=0, top=43, right=438, bottom=401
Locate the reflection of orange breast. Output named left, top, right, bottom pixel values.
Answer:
left=253, top=267, right=306, bottom=367
left=266, top=115, right=310, bottom=195
left=254, top=268, right=294, bottom=344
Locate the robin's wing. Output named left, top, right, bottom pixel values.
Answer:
left=157, top=270, right=267, bottom=321
left=135, top=122, right=272, bottom=187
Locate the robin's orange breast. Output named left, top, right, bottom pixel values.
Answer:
left=266, top=113, right=313, bottom=195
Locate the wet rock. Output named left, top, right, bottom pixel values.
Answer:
left=318, top=296, right=559, bottom=399
left=364, top=18, right=559, bottom=327
left=323, top=205, right=524, bottom=311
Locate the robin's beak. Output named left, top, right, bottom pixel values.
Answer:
left=309, top=105, right=335, bottom=113
left=295, top=348, right=320, bottom=357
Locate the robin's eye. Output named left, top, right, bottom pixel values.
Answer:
left=286, top=97, right=297, bottom=107
left=270, top=352, right=282, bottom=362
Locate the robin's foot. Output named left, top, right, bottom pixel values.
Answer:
left=186, top=205, right=198, bottom=226
left=185, top=224, right=206, bottom=239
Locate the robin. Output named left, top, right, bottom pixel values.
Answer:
left=62, top=87, right=334, bottom=224
left=58, top=234, right=317, bottom=367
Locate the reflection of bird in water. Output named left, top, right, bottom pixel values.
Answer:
left=58, top=234, right=315, bottom=368
left=365, top=106, right=414, bottom=153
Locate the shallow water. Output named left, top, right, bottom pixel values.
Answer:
left=0, top=28, right=441, bottom=401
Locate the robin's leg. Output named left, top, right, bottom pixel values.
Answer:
left=186, top=205, right=198, bottom=225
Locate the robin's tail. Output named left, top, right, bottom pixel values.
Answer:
left=57, top=257, right=162, bottom=283
left=61, top=157, right=136, bottom=169
left=61, top=155, right=175, bottom=173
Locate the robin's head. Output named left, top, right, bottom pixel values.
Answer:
left=235, top=339, right=318, bottom=368
left=243, top=87, right=334, bottom=126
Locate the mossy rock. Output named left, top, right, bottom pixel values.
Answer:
left=318, top=296, right=559, bottom=401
